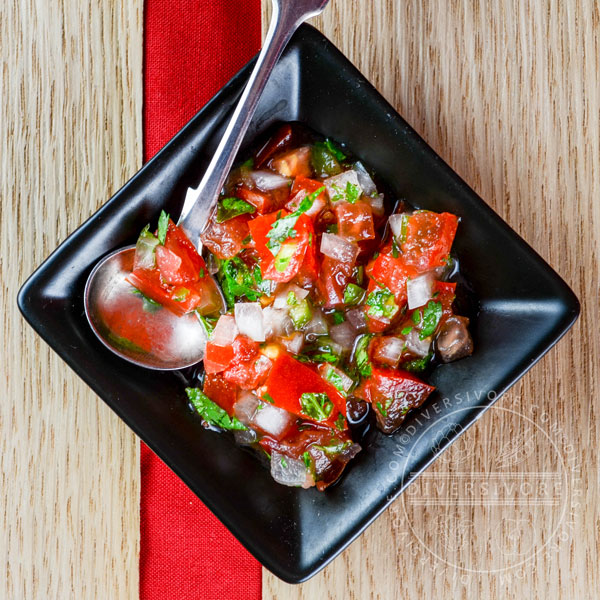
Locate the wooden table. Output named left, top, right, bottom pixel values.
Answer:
left=2, top=1, right=598, bottom=598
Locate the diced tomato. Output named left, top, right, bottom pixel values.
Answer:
left=434, top=280, right=456, bottom=326
left=164, top=219, right=205, bottom=274
left=316, top=256, right=353, bottom=308
left=235, top=186, right=279, bottom=214
left=155, top=246, right=194, bottom=285
left=203, top=373, right=238, bottom=415
left=249, top=211, right=315, bottom=283
left=271, top=147, right=312, bottom=178
left=262, top=353, right=347, bottom=426
left=126, top=269, right=202, bottom=317
left=255, top=124, right=293, bottom=168
left=294, top=228, right=320, bottom=285
left=401, top=211, right=458, bottom=272
left=367, top=252, right=418, bottom=306
left=200, top=214, right=250, bottom=260
left=218, top=335, right=270, bottom=389
left=204, top=342, right=235, bottom=374
left=335, top=201, right=375, bottom=241
left=358, top=366, right=434, bottom=408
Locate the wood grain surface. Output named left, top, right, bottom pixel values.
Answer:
left=2, top=0, right=598, bottom=598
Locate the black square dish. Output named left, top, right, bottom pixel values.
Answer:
left=18, top=25, right=579, bottom=582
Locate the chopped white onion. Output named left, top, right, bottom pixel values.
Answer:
left=388, top=213, right=407, bottom=239
left=211, top=315, right=239, bottom=346
left=369, top=193, right=385, bottom=216
left=320, top=233, right=359, bottom=264
left=234, top=302, right=265, bottom=342
left=353, top=161, right=378, bottom=196
left=372, top=336, right=404, bottom=367
left=252, top=403, right=295, bottom=440
left=407, top=274, right=434, bottom=310
left=324, top=170, right=363, bottom=202
left=346, top=308, right=368, bottom=333
left=262, top=306, right=294, bottom=340
left=405, top=328, right=432, bottom=357
left=330, top=321, right=357, bottom=351
left=233, top=391, right=260, bottom=425
left=270, top=450, right=312, bottom=488
left=273, top=284, right=309, bottom=309
left=248, top=169, right=291, bottom=191
left=302, top=309, right=329, bottom=338
left=280, top=332, right=304, bottom=355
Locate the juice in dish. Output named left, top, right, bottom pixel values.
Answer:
left=127, top=123, right=474, bottom=490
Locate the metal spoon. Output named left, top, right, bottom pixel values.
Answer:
left=85, top=0, right=330, bottom=370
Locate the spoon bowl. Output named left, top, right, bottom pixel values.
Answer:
left=85, top=247, right=208, bottom=370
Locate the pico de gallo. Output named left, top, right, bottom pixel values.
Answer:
left=127, top=124, right=474, bottom=490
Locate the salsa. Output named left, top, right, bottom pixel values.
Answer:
left=128, top=124, right=474, bottom=490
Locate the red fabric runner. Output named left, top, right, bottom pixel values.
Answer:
left=141, top=2, right=262, bottom=598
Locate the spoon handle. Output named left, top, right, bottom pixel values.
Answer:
left=178, top=0, right=328, bottom=244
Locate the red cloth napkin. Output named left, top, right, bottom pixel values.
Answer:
left=141, top=2, right=262, bottom=599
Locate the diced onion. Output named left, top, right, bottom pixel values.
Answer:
left=405, top=328, right=432, bottom=357
left=234, top=302, right=265, bottom=342
left=280, top=332, right=304, bottom=355
left=262, top=306, right=294, bottom=340
left=273, top=284, right=309, bottom=309
left=369, top=193, right=385, bottom=216
left=330, top=321, right=357, bottom=352
left=346, top=308, right=368, bottom=333
left=233, top=391, right=260, bottom=425
left=320, top=233, right=359, bottom=264
left=252, top=403, right=295, bottom=440
left=248, top=169, right=291, bottom=191
left=324, top=170, right=363, bottom=202
left=302, top=309, right=329, bottom=338
left=388, top=213, right=407, bottom=239
left=353, top=162, right=378, bottom=196
left=407, top=274, right=434, bottom=309
left=211, top=315, right=239, bottom=346
left=372, top=336, right=404, bottom=367
left=319, top=363, right=354, bottom=394
left=270, top=450, right=312, bottom=487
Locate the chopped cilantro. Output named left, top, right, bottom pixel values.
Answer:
left=287, top=291, right=298, bottom=305
left=376, top=401, right=387, bottom=417
left=402, top=352, right=433, bottom=373
left=331, top=310, right=345, bottom=324
left=392, top=237, right=400, bottom=258
left=366, top=286, right=399, bottom=319
left=172, top=287, right=189, bottom=302
left=323, top=366, right=345, bottom=394
left=299, top=393, right=334, bottom=421
left=186, top=388, right=247, bottom=431
left=263, top=392, right=275, bottom=404
left=198, top=268, right=205, bottom=278
left=312, top=440, right=352, bottom=455
left=216, top=197, right=255, bottom=223
left=324, top=139, right=347, bottom=161
left=401, top=325, right=413, bottom=335
left=331, top=181, right=361, bottom=204
left=196, top=313, right=217, bottom=336
left=280, top=456, right=288, bottom=468
left=218, top=257, right=262, bottom=308
left=157, top=210, right=169, bottom=245
left=302, top=451, right=312, bottom=469
left=412, top=310, right=422, bottom=325
left=419, top=300, right=442, bottom=339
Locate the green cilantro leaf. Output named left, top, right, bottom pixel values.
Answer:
left=299, top=392, right=334, bottom=421
left=157, top=210, right=169, bottom=245
left=216, top=197, right=255, bottom=223
left=402, top=352, right=433, bottom=373
left=419, top=301, right=443, bottom=339
left=186, top=388, right=247, bottom=431
left=401, top=325, right=413, bottom=335
left=331, top=310, right=345, bottom=325
left=366, top=286, right=399, bottom=319
left=302, top=451, right=312, bottom=469
left=324, top=139, right=347, bottom=161
left=334, top=413, right=347, bottom=431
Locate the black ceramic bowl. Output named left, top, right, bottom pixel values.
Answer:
left=18, top=25, right=579, bottom=582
